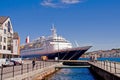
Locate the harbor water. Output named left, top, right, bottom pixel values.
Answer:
left=44, top=58, right=120, bottom=80
left=79, top=57, right=120, bottom=62
left=45, top=68, right=97, bottom=80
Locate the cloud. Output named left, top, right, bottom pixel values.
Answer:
left=61, top=0, right=80, bottom=4
left=41, top=0, right=81, bottom=8
left=41, top=0, right=59, bottom=8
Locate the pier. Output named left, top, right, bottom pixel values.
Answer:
left=0, top=60, right=62, bottom=80
left=0, top=60, right=120, bottom=80
left=89, top=61, right=120, bottom=80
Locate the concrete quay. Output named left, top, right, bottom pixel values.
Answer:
left=0, top=61, right=62, bottom=80
left=89, top=61, right=120, bottom=80
left=1, top=60, right=120, bottom=80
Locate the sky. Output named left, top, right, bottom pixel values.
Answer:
left=0, top=0, right=120, bottom=51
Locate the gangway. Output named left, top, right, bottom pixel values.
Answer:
left=55, top=65, right=91, bottom=69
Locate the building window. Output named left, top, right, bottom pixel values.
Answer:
left=0, top=45, right=2, bottom=49
left=8, top=21, right=11, bottom=32
left=4, top=29, right=6, bottom=34
left=0, top=36, right=2, bottom=42
left=0, top=24, right=2, bottom=29
left=5, top=23, right=8, bottom=27
left=3, top=46, right=6, bottom=50
left=8, top=46, right=11, bottom=50
left=4, top=37, right=6, bottom=43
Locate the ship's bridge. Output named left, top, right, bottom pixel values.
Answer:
left=47, top=35, right=69, bottom=43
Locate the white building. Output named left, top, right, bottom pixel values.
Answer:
left=0, top=16, right=20, bottom=58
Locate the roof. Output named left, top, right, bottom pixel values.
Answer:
left=0, top=16, right=9, bottom=24
left=13, top=32, right=19, bottom=39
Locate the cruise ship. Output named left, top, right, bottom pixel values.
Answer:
left=20, top=25, right=91, bottom=60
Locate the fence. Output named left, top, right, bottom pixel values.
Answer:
left=0, top=61, right=58, bottom=80
left=90, top=60, right=120, bottom=74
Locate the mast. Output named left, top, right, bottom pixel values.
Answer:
left=51, top=24, right=57, bottom=38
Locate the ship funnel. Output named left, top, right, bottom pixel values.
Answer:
left=26, top=36, right=30, bottom=43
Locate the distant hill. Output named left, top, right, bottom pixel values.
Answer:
left=84, top=48, right=120, bottom=58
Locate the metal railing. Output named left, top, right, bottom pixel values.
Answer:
left=0, top=61, right=58, bottom=80
left=89, top=60, right=120, bottom=74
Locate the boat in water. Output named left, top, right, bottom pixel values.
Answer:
left=20, top=25, right=91, bottom=60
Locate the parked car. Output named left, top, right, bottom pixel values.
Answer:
left=0, top=59, right=14, bottom=67
left=10, top=58, right=23, bottom=65
left=0, top=59, right=6, bottom=67
left=3, top=59, right=14, bottom=67
left=10, top=60, right=21, bottom=65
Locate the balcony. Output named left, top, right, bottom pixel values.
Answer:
left=0, top=50, right=11, bottom=54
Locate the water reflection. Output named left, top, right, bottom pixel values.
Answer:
left=46, top=68, right=96, bottom=80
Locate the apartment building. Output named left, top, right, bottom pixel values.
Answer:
left=0, top=16, right=20, bottom=58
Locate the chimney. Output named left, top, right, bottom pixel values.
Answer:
left=26, top=36, right=30, bottom=43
